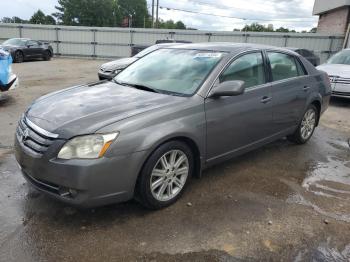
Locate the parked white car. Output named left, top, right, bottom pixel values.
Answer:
left=317, top=49, right=350, bottom=98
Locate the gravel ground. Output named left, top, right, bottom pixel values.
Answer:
left=0, top=58, right=349, bottom=262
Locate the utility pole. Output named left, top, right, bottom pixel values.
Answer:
left=156, top=0, right=159, bottom=28
left=151, top=0, right=155, bottom=28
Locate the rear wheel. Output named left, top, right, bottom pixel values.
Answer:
left=14, top=51, right=24, bottom=63
left=136, top=141, right=194, bottom=209
left=287, top=104, right=318, bottom=144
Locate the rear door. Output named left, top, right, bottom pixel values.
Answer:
left=205, top=51, right=273, bottom=162
left=26, top=40, right=42, bottom=58
left=266, top=51, right=309, bottom=132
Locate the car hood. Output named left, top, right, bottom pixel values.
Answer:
left=100, top=57, right=138, bottom=71
left=26, top=81, right=185, bottom=138
left=317, top=64, right=350, bottom=77
left=0, top=45, right=18, bottom=51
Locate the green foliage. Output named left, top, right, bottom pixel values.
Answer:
left=30, top=10, right=56, bottom=25
left=1, top=16, right=28, bottom=23
left=53, top=0, right=121, bottom=27
left=157, top=19, right=187, bottom=29
left=118, top=0, right=148, bottom=28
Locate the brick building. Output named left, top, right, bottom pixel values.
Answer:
left=313, top=0, right=350, bottom=34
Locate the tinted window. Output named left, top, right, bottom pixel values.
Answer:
left=27, top=40, right=39, bottom=47
left=219, top=52, right=266, bottom=89
left=268, top=52, right=301, bottom=81
left=302, top=49, right=313, bottom=57
left=116, top=49, right=225, bottom=96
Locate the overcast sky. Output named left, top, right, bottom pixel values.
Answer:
left=0, top=0, right=318, bottom=31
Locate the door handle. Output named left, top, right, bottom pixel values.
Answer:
left=303, top=86, right=311, bottom=92
left=261, top=96, right=272, bottom=104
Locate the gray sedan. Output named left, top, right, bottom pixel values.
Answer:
left=15, top=43, right=331, bottom=209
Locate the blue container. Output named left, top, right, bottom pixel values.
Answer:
left=0, top=49, right=13, bottom=86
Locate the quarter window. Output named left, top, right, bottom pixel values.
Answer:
left=219, top=52, right=266, bottom=89
left=267, top=52, right=304, bottom=81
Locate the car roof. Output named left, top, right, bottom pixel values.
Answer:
left=169, top=42, right=299, bottom=55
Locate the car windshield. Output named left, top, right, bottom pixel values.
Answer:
left=327, top=50, right=350, bottom=65
left=115, top=48, right=225, bottom=96
left=2, top=39, right=26, bottom=46
left=134, top=45, right=160, bottom=58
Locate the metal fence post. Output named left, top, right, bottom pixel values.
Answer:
left=284, top=35, right=290, bottom=47
left=91, top=29, right=97, bottom=58
left=55, top=27, right=60, bottom=56
left=18, top=25, right=23, bottom=38
left=206, top=33, right=212, bottom=42
left=130, top=30, right=135, bottom=56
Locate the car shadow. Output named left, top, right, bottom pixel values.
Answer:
left=330, top=96, right=350, bottom=108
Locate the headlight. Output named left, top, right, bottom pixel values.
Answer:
left=58, top=133, right=119, bottom=160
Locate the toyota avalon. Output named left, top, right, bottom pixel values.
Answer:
left=15, top=43, right=331, bottom=209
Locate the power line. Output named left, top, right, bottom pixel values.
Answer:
left=159, top=5, right=316, bottom=23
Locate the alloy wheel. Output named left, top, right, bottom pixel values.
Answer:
left=150, top=150, right=189, bottom=202
left=300, top=108, right=316, bottom=140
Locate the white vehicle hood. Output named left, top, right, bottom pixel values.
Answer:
left=317, top=64, right=350, bottom=77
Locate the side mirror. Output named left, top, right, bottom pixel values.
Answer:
left=208, top=80, right=245, bottom=98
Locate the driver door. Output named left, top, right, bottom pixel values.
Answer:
left=205, top=51, right=273, bottom=163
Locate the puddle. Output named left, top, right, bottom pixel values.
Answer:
left=303, top=156, right=350, bottom=200
left=294, top=239, right=350, bottom=262
left=284, top=152, right=350, bottom=223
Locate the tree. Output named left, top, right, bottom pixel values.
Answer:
left=30, top=10, right=47, bottom=24
left=54, top=0, right=121, bottom=27
left=242, top=23, right=273, bottom=32
left=309, top=27, right=317, bottom=33
left=1, top=16, right=27, bottom=23
left=118, top=0, right=148, bottom=28
left=175, top=21, right=186, bottom=30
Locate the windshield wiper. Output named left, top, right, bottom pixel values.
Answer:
left=115, top=81, right=160, bottom=94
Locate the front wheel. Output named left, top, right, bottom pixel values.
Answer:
left=288, top=104, right=318, bottom=144
left=136, top=141, right=194, bottom=209
left=14, top=51, right=24, bottom=63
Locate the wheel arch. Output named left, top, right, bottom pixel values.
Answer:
left=138, top=136, right=203, bottom=182
left=310, top=99, right=321, bottom=126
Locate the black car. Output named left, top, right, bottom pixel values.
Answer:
left=131, top=40, right=192, bottom=56
left=0, top=38, right=53, bottom=63
left=287, top=47, right=320, bottom=66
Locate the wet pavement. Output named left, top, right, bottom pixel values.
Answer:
left=0, top=59, right=350, bottom=261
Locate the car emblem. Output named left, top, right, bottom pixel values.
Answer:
left=22, top=128, right=29, bottom=142
left=331, top=76, right=339, bottom=83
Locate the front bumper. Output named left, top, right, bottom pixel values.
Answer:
left=331, top=83, right=350, bottom=98
left=14, top=134, right=147, bottom=208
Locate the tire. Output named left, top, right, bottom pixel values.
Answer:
left=14, top=51, right=24, bottom=63
left=136, top=141, right=194, bottom=209
left=287, top=104, right=318, bottom=144
left=43, top=50, right=51, bottom=61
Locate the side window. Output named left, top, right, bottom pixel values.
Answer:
left=295, top=58, right=307, bottom=76
left=267, top=52, right=300, bottom=81
left=219, top=52, right=266, bottom=89
left=27, top=40, right=39, bottom=47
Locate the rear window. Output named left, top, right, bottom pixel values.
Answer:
left=267, top=52, right=305, bottom=81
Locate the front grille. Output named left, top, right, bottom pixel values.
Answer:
left=329, top=75, right=350, bottom=84
left=332, top=91, right=350, bottom=97
left=16, top=117, right=57, bottom=156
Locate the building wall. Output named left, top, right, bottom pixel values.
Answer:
left=317, top=7, right=350, bottom=34
left=313, top=0, right=350, bottom=15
